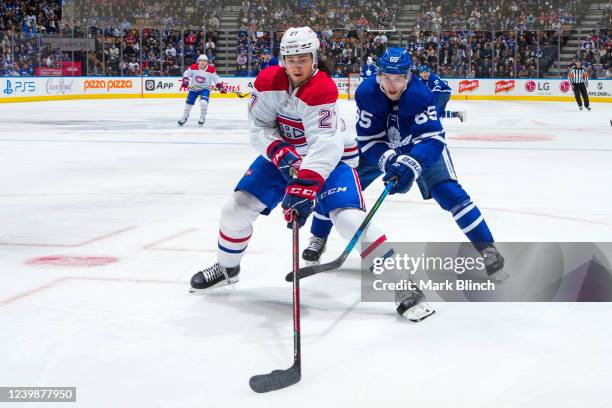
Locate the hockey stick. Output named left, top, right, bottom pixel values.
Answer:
left=285, top=180, right=395, bottom=282
left=250, top=213, right=301, bottom=393
left=233, top=90, right=251, bottom=98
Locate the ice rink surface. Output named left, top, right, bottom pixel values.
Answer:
left=1, top=98, right=611, bottom=407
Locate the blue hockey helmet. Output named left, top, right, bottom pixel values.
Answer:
left=418, top=64, right=430, bottom=73
left=262, top=48, right=271, bottom=55
left=378, top=47, right=412, bottom=75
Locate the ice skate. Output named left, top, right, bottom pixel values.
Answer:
left=395, top=282, right=435, bottom=322
left=190, top=263, right=240, bottom=292
left=481, top=245, right=507, bottom=282
left=302, top=235, right=327, bottom=265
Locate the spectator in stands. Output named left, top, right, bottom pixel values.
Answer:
left=258, top=48, right=278, bottom=72
left=236, top=49, right=248, bottom=76
left=0, top=0, right=603, bottom=79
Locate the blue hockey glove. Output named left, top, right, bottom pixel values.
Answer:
left=382, top=155, right=422, bottom=194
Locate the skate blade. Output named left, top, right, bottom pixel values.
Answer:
left=189, top=277, right=239, bottom=293
left=489, top=269, right=509, bottom=283
left=303, top=259, right=320, bottom=267
left=404, top=302, right=436, bottom=323
left=198, top=122, right=205, bottom=127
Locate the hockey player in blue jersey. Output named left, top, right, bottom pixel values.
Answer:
left=417, top=65, right=464, bottom=122
left=189, top=28, right=433, bottom=321
left=303, top=47, right=506, bottom=281
left=360, top=56, right=378, bottom=78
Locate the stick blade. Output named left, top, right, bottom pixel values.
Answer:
left=285, top=259, right=344, bottom=282
left=249, top=365, right=301, bottom=393
left=285, top=265, right=316, bottom=282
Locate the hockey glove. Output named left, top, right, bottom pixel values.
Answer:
left=378, top=149, right=398, bottom=173
left=216, top=83, right=227, bottom=94
left=382, top=155, right=422, bottom=194
left=182, top=78, right=190, bottom=88
left=267, top=140, right=302, bottom=182
left=281, top=170, right=323, bottom=229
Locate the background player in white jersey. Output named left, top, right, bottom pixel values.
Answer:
left=189, top=27, right=433, bottom=321
left=178, top=54, right=227, bottom=127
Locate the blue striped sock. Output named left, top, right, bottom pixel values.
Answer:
left=452, top=201, right=493, bottom=243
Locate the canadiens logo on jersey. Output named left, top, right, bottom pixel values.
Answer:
left=194, top=75, right=208, bottom=85
left=277, top=114, right=306, bottom=147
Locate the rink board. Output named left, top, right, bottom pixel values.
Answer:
left=1, top=76, right=611, bottom=103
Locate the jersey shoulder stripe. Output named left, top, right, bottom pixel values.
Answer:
left=295, top=70, right=338, bottom=106
left=254, top=65, right=288, bottom=92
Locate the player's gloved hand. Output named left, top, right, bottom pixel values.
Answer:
left=182, top=78, right=190, bottom=88
left=267, top=141, right=302, bottom=182
left=378, top=149, right=398, bottom=173
left=281, top=170, right=323, bottom=229
left=382, top=155, right=422, bottom=194
left=216, top=83, right=227, bottom=94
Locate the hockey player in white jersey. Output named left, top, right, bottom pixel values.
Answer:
left=189, top=27, right=434, bottom=322
left=178, top=55, right=227, bottom=127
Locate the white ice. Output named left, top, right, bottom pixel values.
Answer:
left=0, top=98, right=611, bottom=408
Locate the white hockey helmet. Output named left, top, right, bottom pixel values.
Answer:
left=197, top=54, right=208, bottom=62
left=280, top=27, right=320, bottom=66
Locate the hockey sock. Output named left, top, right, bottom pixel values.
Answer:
left=182, top=103, right=193, bottom=119
left=200, top=100, right=209, bottom=121
left=217, top=191, right=266, bottom=267
left=330, top=208, right=395, bottom=273
left=310, top=211, right=334, bottom=239
left=451, top=201, right=494, bottom=250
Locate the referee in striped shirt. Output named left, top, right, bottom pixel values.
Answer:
left=568, top=60, right=591, bottom=111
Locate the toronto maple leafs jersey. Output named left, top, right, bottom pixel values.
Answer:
left=421, top=72, right=451, bottom=94
left=360, top=63, right=378, bottom=78
left=355, top=75, right=446, bottom=170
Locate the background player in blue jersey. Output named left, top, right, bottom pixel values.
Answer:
left=417, top=65, right=464, bottom=122
left=258, top=48, right=279, bottom=72
left=304, top=47, right=506, bottom=281
left=360, top=56, right=378, bottom=78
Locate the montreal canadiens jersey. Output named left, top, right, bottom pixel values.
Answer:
left=355, top=75, right=446, bottom=170
left=249, top=65, right=358, bottom=180
left=182, top=64, right=222, bottom=91
left=421, top=72, right=451, bottom=94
